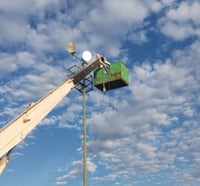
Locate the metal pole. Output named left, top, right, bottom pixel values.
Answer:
left=83, top=85, right=87, bottom=186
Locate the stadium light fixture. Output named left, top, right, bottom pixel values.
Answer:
left=82, top=50, right=92, bottom=62
left=66, top=42, right=76, bottom=54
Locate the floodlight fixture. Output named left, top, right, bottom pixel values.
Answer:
left=66, top=42, right=76, bottom=54
left=82, top=50, right=92, bottom=62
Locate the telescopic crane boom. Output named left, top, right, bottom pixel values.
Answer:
left=0, top=55, right=109, bottom=175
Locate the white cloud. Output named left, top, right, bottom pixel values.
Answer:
left=26, top=28, right=53, bottom=52
left=10, top=152, right=24, bottom=159
left=0, top=0, right=175, bottom=57
left=144, top=0, right=163, bottom=13
left=0, top=16, right=27, bottom=45
left=159, top=1, right=200, bottom=40
left=0, top=53, right=17, bottom=77
left=54, top=181, right=67, bottom=186
left=144, top=0, right=175, bottom=13
left=167, top=1, right=200, bottom=24
left=16, top=51, right=36, bottom=68
left=0, top=0, right=32, bottom=45
left=87, top=158, right=97, bottom=173
left=33, top=0, right=58, bottom=9
left=161, top=0, right=175, bottom=6
left=0, top=0, right=66, bottom=46
left=76, top=0, right=174, bottom=57
left=103, top=0, right=148, bottom=23
left=92, top=174, right=117, bottom=182
left=160, top=21, right=194, bottom=41
left=56, top=158, right=97, bottom=184
left=128, top=28, right=148, bottom=44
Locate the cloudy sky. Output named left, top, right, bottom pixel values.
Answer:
left=0, top=0, right=200, bottom=186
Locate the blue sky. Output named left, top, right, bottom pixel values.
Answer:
left=0, top=0, right=200, bottom=186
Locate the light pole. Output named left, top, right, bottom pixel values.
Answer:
left=67, top=42, right=93, bottom=186
left=82, top=83, right=87, bottom=186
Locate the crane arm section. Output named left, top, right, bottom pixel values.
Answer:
left=0, top=79, right=75, bottom=159
left=0, top=55, right=105, bottom=159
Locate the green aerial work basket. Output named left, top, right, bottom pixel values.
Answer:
left=94, top=61, right=129, bottom=92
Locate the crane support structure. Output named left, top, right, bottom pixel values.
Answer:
left=0, top=55, right=107, bottom=173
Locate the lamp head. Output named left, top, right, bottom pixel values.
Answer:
left=82, top=50, right=92, bottom=62
left=66, top=42, right=76, bottom=54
